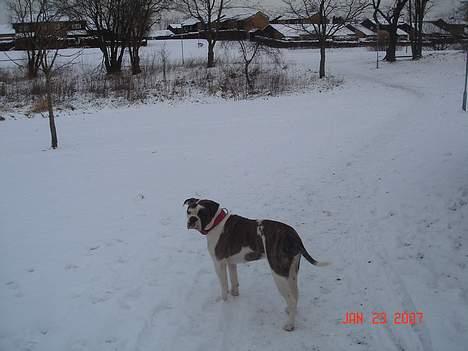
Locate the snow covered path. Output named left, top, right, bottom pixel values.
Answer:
left=1, top=49, right=468, bottom=351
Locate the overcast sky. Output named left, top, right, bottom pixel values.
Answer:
left=0, top=0, right=462, bottom=25
left=0, top=0, right=8, bottom=24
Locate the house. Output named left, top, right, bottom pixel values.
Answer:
left=332, top=27, right=358, bottom=41
left=13, top=19, right=86, bottom=35
left=181, top=18, right=200, bottom=33
left=0, top=24, right=15, bottom=51
left=431, top=19, right=466, bottom=38
left=13, top=19, right=88, bottom=49
left=270, top=13, right=323, bottom=25
left=346, top=23, right=377, bottom=41
left=220, top=10, right=269, bottom=32
left=147, top=29, right=175, bottom=40
left=361, top=18, right=409, bottom=41
left=258, top=24, right=317, bottom=41
left=399, top=21, right=453, bottom=41
left=181, top=10, right=269, bottom=33
left=167, top=24, right=183, bottom=35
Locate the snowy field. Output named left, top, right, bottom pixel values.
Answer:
left=1, top=43, right=468, bottom=351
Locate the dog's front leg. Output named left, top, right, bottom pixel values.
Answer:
left=213, top=260, right=228, bottom=301
left=228, top=264, right=239, bottom=296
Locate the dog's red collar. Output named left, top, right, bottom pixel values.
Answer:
left=201, top=208, right=228, bottom=235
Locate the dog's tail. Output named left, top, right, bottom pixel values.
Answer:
left=300, top=242, right=330, bottom=267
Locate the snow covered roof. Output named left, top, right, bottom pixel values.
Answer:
left=421, top=22, right=452, bottom=35
left=169, top=23, right=182, bottom=29
left=148, top=29, right=174, bottom=38
left=333, top=27, right=356, bottom=37
left=67, top=29, right=88, bottom=36
left=181, top=9, right=267, bottom=27
left=222, top=9, right=262, bottom=21
left=349, top=23, right=376, bottom=36
left=182, top=18, right=199, bottom=27
left=270, top=24, right=316, bottom=38
left=396, top=28, right=409, bottom=36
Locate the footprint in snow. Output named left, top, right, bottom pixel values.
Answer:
left=160, top=217, right=172, bottom=226
left=65, top=264, right=79, bottom=271
left=5, top=280, right=23, bottom=297
left=90, top=291, right=113, bottom=304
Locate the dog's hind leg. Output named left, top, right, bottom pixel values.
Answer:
left=289, top=255, right=300, bottom=304
left=272, top=271, right=298, bottom=331
left=228, top=264, right=239, bottom=296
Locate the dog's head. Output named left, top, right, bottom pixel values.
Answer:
left=183, top=198, right=220, bottom=232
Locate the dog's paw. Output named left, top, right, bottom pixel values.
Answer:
left=283, top=322, right=295, bottom=332
left=216, top=293, right=228, bottom=302
left=230, top=287, right=239, bottom=296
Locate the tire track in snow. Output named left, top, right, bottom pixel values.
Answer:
left=312, top=78, right=435, bottom=350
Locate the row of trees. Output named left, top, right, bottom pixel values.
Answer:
left=5, top=0, right=440, bottom=150
left=280, top=0, right=432, bottom=77
left=61, top=0, right=167, bottom=75
left=8, top=0, right=168, bottom=77
left=372, top=0, right=430, bottom=62
left=10, top=0, right=436, bottom=81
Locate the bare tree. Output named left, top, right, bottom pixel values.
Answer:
left=283, top=0, right=369, bottom=78
left=408, top=0, right=430, bottom=60
left=237, top=40, right=280, bottom=92
left=125, top=0, right=167, bottom=75
left=62, top=0, right=128, bottom=74
left=14, top=0, right=74, bottom=148
left=372, top=0, right=409, bottom=62
left=8, top=0, right=44, bottom=78
left=176, top=0, right=231, bottom=68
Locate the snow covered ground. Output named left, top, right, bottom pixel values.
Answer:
left=1, top=45, right=468, bottom=351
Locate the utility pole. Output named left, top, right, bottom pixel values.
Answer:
left=376, top=23, right=380, bottom=69
left=463, top=49, right=468, bottom=111
left=463, top=0, right=468, bottom=111
left=181, top=33, right=185, bottom=65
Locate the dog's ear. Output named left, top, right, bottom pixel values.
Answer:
left=183, top=198, right=199, bottom=207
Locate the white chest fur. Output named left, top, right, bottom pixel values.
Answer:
left=206, top=214, right=231, bottom=261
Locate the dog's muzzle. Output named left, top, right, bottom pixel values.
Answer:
left=187, top=216, right=199, bottom=229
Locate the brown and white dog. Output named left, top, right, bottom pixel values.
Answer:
left=184, top=198, right=329, bottom=331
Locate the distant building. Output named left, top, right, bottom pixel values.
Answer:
left=179, top=10, right=269, bottom=34
left=167, top=24, right=183, bottom=35
left=13, top=19, right=88, bottom=49
left=220, top=11, right=269, bottom=32
left=361, top=18, right=409, bottom=41
left=431, top=19, right=467, bottom=38
left=332, top=27, right=358, bottom=42
left=260, top=24, right=317, bottom=41
left=270, top=13, right=323, bottom=25
left=0, top=24, right=15, bottom=51
left=346, top=23, right=377, bottom=41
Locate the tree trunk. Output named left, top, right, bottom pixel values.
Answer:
left=207, top=41, right=215, bottom=68
left=45, top=73, right=58, bottom=149
left=107, top=56, right=123, bottom=74
left=245, top=62, right=252, bottom=91
left=130, top=47, right=142, bottom=75
left=27, top=60, right=39, bottom=79
left=103, top=45, right=124, bottom=74
left=409, top=0, right=418, bottom=60
left=319, top=41, right=326, bottom=78
left=385, top=25, right=398, bottom=62
left=414, top=14, right=424, bottom=59
left=27, top=51, right=41, bottom=79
